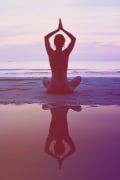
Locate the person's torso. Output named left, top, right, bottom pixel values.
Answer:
left=49, top=50, right=69, bottom=77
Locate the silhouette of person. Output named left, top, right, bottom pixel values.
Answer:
left=42, top=19, right=81, bottom=93
left=42, top=104, right=82, bottom=169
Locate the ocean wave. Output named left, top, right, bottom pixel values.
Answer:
left=0, top=69, right=120, bottom=77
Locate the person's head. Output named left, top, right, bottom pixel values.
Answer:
left=54, top=34, right=65, bottom=50
left=54, top=141, right=65, bottom=156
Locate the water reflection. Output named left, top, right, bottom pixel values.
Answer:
left=42, top=104, right=82, bottom=169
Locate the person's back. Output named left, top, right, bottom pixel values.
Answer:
left=49, top=50, right=68, bottom=79
left=43, top=19, right=81, bottom=93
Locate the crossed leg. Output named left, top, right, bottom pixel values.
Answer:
left=69, top=76, right=81, bottom=90
left=42, top=76, right=81, bottom=93
left=42, top=77, right=50, bottom=88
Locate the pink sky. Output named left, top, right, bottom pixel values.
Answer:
left=0, top=0, right=120, bottom=69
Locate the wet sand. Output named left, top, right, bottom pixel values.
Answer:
left=0, top=104, right=120, bottom=180
left=0, top=76, right=120, bottom=179
left=0, top=77, right=120, bottom=105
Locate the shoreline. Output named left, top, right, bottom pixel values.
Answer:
left=0, top=77, right=120, bottom=105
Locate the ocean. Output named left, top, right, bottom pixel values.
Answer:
left=0, top=69, right=120, bottom=78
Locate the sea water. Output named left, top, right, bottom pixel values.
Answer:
left=0, top=69, right=120, bottom=78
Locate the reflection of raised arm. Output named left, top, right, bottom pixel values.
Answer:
left=44, top=29, right=59, bottom=54
left=45, top=136, right=58, bottom=159
left=58, top=136, right=75, bottom=169
left=62, top=136, right=75, bottom=160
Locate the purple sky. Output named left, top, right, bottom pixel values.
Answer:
left=0, top=0, right=120, bottom=69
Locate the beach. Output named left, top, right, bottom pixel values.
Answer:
left=0, top=70, right=120, bottom=180
left=0, top=104, right=120, bottom=180
left=1, top=0, right=120, bottom=178
left=0, top=77, right=120, bottom=105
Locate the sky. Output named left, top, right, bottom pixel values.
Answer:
left=0, top=0, right=120, bottom=69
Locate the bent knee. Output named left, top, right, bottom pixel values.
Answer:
left=42, top=77, right=50, bottom=88
left=75, top=76, right=82, bottom=82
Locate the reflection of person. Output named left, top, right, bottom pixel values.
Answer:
left=43, top=19, right=81, bottom=93
left=42, top=104, right=82, bottom=169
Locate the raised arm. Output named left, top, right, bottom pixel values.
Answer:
left=59, top=19, right=76, bottom=54
left=63, top=28, right=76, bottom=54
left=44, top=29, right=59, bottom=54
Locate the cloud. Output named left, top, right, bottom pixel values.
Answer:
left=0, top=0, right=120, bottom=66
left=0, top=41, right=120, bottom=63
left=0, top=43, right=45, bottom=62
left=72, top=42, right=120, bottom=61
left=0, top=27, right=32, bottom=38
left=78, top=32, right=120, bottom=36
left=70, top=0, right=120, bottom=7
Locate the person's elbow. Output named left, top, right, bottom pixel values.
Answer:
left=74, top=37, right=76, bottom=42
left=44, top=36, right=47, bottom=41
left=72, top=36, right=76, bottom=44
left=44, top=36, right=49, bottom=44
